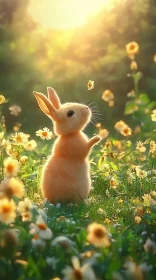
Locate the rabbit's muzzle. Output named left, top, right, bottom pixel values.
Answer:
left=81, top=107, right=91, bottom=119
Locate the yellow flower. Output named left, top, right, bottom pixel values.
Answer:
left=118, top=199, right=124, bottom=204
left=21, top=211, right=32, bottom=222
left=130, top=61, right=137, bottom=70
left=4, top=157, right=20, bottom=177
left=150, top=190, right=156, bottom=198
left=136, top=168, right=147, bottom=179
left=0, top=95, right=5, bottom=105
left=120, top=125, right=132, bottom=136
left=113, top=140, right=122, bottom=150
left=132, top=198, right=140, bottom=204
left=98, top=128, right=109, bottom=139
left=134, top=216, right=141, bottom=224
left=114, top=120, right=126, bottom=132
left=95, top=123, right=101, bottom=128
left=126, top=42, right=139, bottom=58
left=13, top=123, right=22, bottom=132
left=13, top=126, right=19, bottom=132
left=81, top=250, right=95, bottom=259
left=139, top=155, right=146, bottom=161
left=151, top=109, right=156, bottom=122
left=134, top=206, right=144, bottom=217
left=0, top=177, right=24, bottom=198
left=9, top=105, right=21, bottom=116
left=150, top=141, right=156, bottom=153
left=87, top=80, right=94, bottom=90
left=36, top=127, right=53, bottom=140
left=17, top=198, right=32, bottom=214
left=102, top=90, right=114, bottom=102
left=136, top=141, right=146, bottom=153
left=62, top=256, right=96, bottom=280
left=29, top=215, right=52, bottom=240
left=12, top=132, right=29, bottom=146
left=57, top=215, right=66, bottom=221
left=110, top=178, right=118, bottom=189
left=154, top=54, right=156, bottom=62
left=104, top=218, right=111, bottom=224
left=142, top=194, right=154, bottom=206
left=20, top=156, right=28, bottom=164
left=97, top=208, right=104, bottom=214
left=23, top=140, right=37, bottom=151
left=87, top=222, right=110, bottom=248
left=0, top=198, right=16, bottom=224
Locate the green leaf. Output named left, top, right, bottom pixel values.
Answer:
left=109, top=162, right=118, bottom=170
left=134, top=72, right=143, bottom=82
left=124, top=101, right=139, bottom=115
left=136, top=93, right=150, bottom=105
left=148, top=101, right=156, bottom=109
left=98, top=157, right=103, bottom=169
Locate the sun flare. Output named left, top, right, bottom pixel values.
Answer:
left=28, top=0, right=112, bottom=30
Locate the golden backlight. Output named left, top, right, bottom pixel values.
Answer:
left=28, top=0, right=112, bottom=30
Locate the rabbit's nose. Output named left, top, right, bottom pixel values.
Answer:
left=81, top=107, right=90, bottom=117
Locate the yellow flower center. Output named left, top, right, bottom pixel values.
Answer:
left=34, top=234, right=39, bottom=240
left=37, top=223, right=47, bottom=230
left=6, top=163, right=14, bottom=173
left=5, top=186, right=14, bottom=197
left=42, top=132, right=48, bottom=137
left=94, top=228, right=105, bottom=238
left=2, top=204, right=12, bottom=213
left=123, top=127, right=129, bottom=134
left=60, top=216, right=66, bottom=220
left=23, top=212, right=29, bottom=218
left=74, top=269, right=82, bottom=280
left=16, top=135, right=22, bottom=142
left=129, top=44, right=135, bottom=50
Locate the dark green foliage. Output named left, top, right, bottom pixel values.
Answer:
left=0, top=0, right=156, bottom=132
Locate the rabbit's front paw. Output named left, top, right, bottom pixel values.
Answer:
left=94, top=135, right=102, bottom=143
left=88, top=135, right=101, bottom=149
left=92, top=135, right=102, bottom=144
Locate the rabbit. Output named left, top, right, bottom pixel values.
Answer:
left=33, top=87, right=101, bottom=203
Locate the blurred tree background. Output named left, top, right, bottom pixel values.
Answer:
left=0, top=0, right=156, bottom=134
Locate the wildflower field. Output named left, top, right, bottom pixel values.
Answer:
left=0, top=39, right=156, bottom=280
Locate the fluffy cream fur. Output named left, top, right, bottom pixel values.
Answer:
left=34, top=87, right=101, bottom=203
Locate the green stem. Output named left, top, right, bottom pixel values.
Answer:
left=0, top=149, right=4, bottom=180
left=37, top=140, right=45, bottom=186
left=134, top=74, right=139, bottom=97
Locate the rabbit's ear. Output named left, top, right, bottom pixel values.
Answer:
left=47, top=87, right=61, bottom=109
left=33, top=91, right=57, bottom=120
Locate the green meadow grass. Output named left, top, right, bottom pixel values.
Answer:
left=0, top=44, right=156, bottom=279
left=0, top=131, right=155, bottom=280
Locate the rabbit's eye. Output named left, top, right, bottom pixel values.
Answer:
left=67, top=110, right=74, bottom=118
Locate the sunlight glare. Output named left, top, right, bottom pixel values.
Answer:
left=28, top=0, right=112, bottom=30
